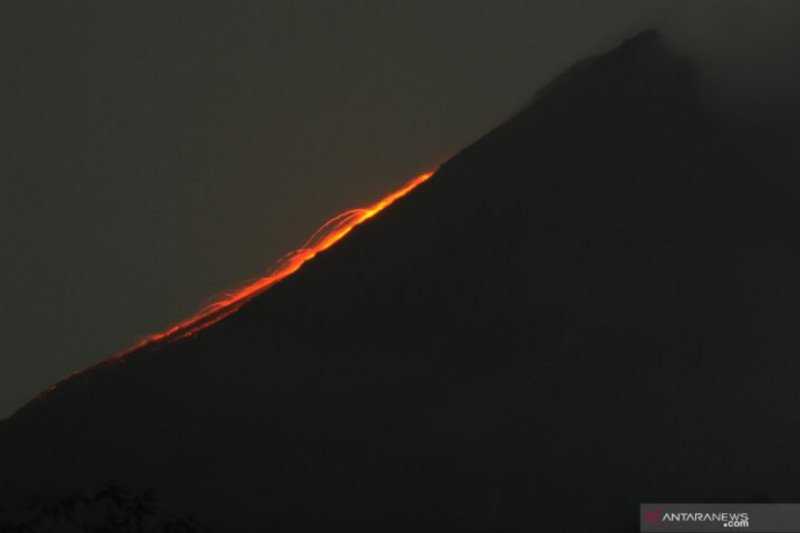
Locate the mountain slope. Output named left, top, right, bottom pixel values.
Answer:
left=2, top=30, right=798, bottom=532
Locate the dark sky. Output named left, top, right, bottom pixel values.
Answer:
left=2, top=1, right=799, bottom=418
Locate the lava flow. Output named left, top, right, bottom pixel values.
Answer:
left=123, top=170, right=434, bottom=354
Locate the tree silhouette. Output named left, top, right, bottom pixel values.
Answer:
left=0, top=483, right=207, bottom=532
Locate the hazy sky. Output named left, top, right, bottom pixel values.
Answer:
left=2, top=1, right=798, bottom=418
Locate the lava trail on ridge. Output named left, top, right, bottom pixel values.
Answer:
left=123, top=170, right=435, bottom=354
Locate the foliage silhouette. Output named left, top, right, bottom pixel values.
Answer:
left=0, top=482, right=206, bottom=533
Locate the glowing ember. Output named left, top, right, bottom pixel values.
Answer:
left=121, top=170, right=435, bottom=354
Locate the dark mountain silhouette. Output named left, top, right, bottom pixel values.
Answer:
left=2, top=30, right=798, bottom=532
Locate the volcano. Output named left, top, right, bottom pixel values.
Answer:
left=2, top=30, right=798, bottom=532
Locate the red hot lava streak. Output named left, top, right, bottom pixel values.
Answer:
left=123, top=170, right=435, bottom=354
left=36, top=170, right=434, bottom=399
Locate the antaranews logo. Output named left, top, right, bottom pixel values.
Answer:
left=644, top=508, right=664, bottom=525
left=641, top=504, right=800, bottom=533
left=646, top=509, right=750, bottom=528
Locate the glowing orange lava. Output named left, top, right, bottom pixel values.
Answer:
left=122, top=170, right=434, bottom=355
